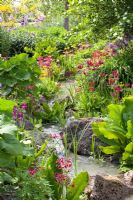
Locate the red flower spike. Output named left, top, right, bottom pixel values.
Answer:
left=89, top=82, right=95, bottom=87
left=55, top=173, right=67, bottom=184
left=112, top=70, right=119, bottom=78
left=56, top=157, right=72, bottom=171
left=77, top=64, right=84, bottom=69
left=125, top=83, right=131, bottom=87
left=28, top=168, right=38, bottom=176
left=108, top=78, right=116, bottom=85
left=99, top=72, right=106, bottom=77
left=114, top=86, right=122, bottom=93
left=86, top=59, right=94, bottom=66
left=92, top=50, right=102, bottom=58
left=89, top=87, right=95, bottom=92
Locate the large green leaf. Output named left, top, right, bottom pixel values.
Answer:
left=108, top=104, right=124, bottom=126
left=124, top=142, right=133, bottom=153
left=66, top=172, right=89, bottom=200
left=0, top=124, right=17, bottom=134
left=0, top=133, right=23, bottom=155
left=0, top=98, right=16, bottom=113
left=92, top=97, right=133, bottom=163
left=122, top=142, right=133, bottom=165
left=92, top=122, right=120, bottom=146
left=5, top=79, right=17, bottom=87
left=122, top=96, right=133, bottom=129
left=0, top=172, right=14, bottom=184
left=100, top=145, right=121, bottom=154
left=103, top=126, right=127, bottom=145
left=0, top=151, right=15, bottom=167
left=126, top=120, right=133, bottom=139
left=93, top=122, right=126, bottom=144
left=17, top=71, right=31, bottom=80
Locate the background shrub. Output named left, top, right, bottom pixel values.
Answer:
left=9, top=30, right=36, bottom=56
left=0, top=27, right=10, bottom=57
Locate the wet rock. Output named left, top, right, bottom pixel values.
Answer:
left=90, top=171, right=133, bottom=200
left=33, top=125, right=65, bottom=156
left=124, top=170, right=133, bottom=186
left=64, top=117, right=103, bottom=155
left=33, top=125, right=63, bottom=145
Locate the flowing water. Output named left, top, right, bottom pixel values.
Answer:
left=41, top=125, right=119, bottom=176
left=71, top=153, right=120, bottom=176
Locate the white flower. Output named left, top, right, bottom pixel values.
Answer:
left=22, top=140, right=32, bottom=144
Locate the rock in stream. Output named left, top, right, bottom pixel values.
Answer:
left=87, top=171, right=133, bottom=200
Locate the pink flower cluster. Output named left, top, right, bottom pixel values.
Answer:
left=86, top=50, right=104, bottom=70
left=37, top=56, right=53, bottom=68
left=49, top=133, right=63, bottom=140
left=55, top=173, right=68, bottom=184
left=56, top=157, right=72, bottom=172
left=107, top=70, right=123, bottom=97
left=28, top=168, right=38, bottom=176
left=89, top=81, right=95, bottom=92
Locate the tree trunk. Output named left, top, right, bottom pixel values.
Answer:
left=64, top=0, right=69, bottom=30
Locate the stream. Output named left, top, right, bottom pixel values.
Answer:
left=36, top=124, right=119, bottom=177
left=57, top=80, right=119, bottom=176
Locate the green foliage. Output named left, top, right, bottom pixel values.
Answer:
left=45, top=154, right=63, bottom=200
left=94, top=41, right=133, bottom=94
left=75, top=91, right=108, bottom=118
left=68, top=0, right=133, bottom=39
left=34, top=27, right=67, bottom=58
left=41, top=101, right=67, bottom=125
left=66, top=172, right=89, bottom=200
left=92, top=96, right=133, bottom=168
left=0, top=53, right=40, bottom=97
left=0, top=27, right=10, bottom=57
left=0, top=115, right=24, bottom=168
left=37, top=78, right=59, bottom=99
left=19, top=170, right=53, bottom=200
left=0, top=98, right=16, bottom=117
left=45, top=154, right=89, bottom=200
left=9, top=30, right=36, bottom=56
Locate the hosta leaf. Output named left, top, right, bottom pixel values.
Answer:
left=126, top=120, right=133, bottom=139
left=2, top=88, right=12, bottom=96
left=108, top=104, right=124, bottom=126
left=0, top=98, right=16, bottom=113
left=124, top=142, right=133, bottom=153
left=100, top=145, right=121, bottom=154
left=122, top=96, right=133, bottom=128
left=0, top=151, right=15, bottom=167
left=0, top=124, right=17, bottom=134
left=4, top=64, right=15, bottom=72
left=17, top=72, right=31, bottom=80
left=0, top=172, right=13, bottom=184
left=22, top=146, right=34, bottom=156
left=92, top=122, right=120, bottom=146
left=122, top=142, right=133, bottom=165
left=99, top=125, right=126, bottom=144
left=0, top=133, right=23, bottom=155
left=5, top=79, right=17, bottom=87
